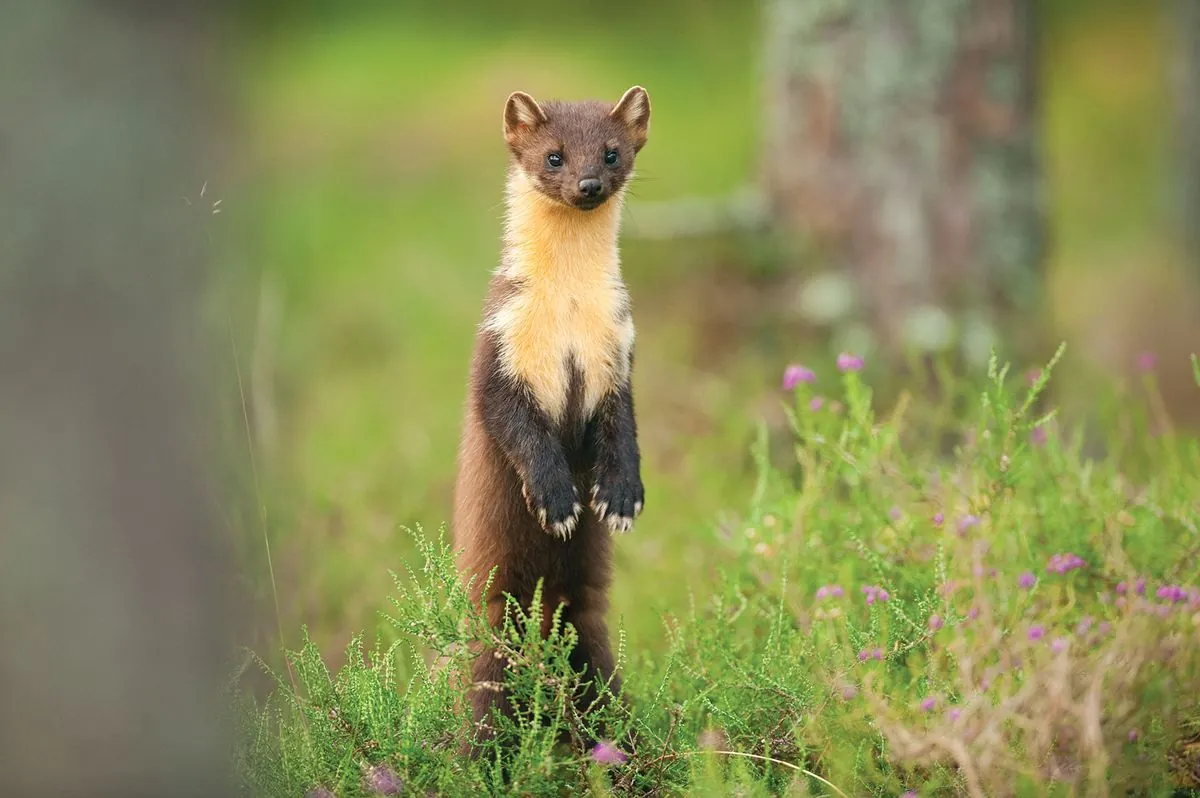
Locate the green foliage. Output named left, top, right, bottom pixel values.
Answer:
left=234, top=350, right=1200, bottom=796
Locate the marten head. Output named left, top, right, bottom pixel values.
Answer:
left=502, top=85, right=651, bottom=212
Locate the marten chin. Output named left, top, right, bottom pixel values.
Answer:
left=450, top=85, right=651, bottom=755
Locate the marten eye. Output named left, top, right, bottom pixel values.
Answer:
left=604, top=149, right=619, bottom=167
left=546, top=152, right=564, bottom=169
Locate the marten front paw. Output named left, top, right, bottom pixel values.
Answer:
left=521, top=476, right=583, bottom=540
left=590, top=470, right=644, bottom=534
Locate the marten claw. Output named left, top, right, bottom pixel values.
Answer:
left=590, top=472, right=644, bottom=534
left=523, top=478, right=582, bottom=539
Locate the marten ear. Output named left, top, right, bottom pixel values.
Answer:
left=503, top=91, right=548, bottom=148
left=610, top=85, right=650, bottom=150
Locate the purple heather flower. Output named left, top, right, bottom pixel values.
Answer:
left=1019, top=571, right=1037, bottom=590
left=957, top=514, right=980, bottom=534
left=1028, top=624, right=1045, bottom=642
left=1098, top=621, right=1111, bottom=635
left=836, top=352, right=864, bottom=372
left=948, top=708, right=962, bottom=722
left=590, top=740, right=628, bottom=765
left=1157, top=584, right=1192, bottom=603
left=1030, top=425, right=1048, bottom=446
left=1128, top=728, right=1140, bottom=743
left=857, top=649, right=869, bottom=662
left=932, top=511, right=944, bottom=527
left=928, top=614, right=944, bottom=631
left=920, top=696, right=937, bottom=712
left=366, top=765, right=402, bottom=795
left=815, top=586, right=829, bottom=600
left=809, top=395, right=825, bottom=411
left=1136, top=578, right=1146, bottom=596
left=889, top=505, right=902, bottom=521
left=862, top=585, right=889, bottom=604
left=1136, top=351, right=1157, bottom=372
left=902, top=792, right=918, bottom=798
left=782, top=364, right=816, bottom=390
left=1051, top=637, right=1069, bottom=653
left=1116, top=581, right=1128, bottom=595
left=1076, top=616, right=1093, bottom=635
left=1046, top=553, right=1085, bottom=574
left=872, top=647, right=884, bottom=661
left=841, top=684, right=857, bottom=700
left=968, top=605, right=980, bottom=620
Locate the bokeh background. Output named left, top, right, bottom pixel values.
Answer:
left=5, top=1, right=1198, bottom=792
left=214, top=0, right=1198, bottom=670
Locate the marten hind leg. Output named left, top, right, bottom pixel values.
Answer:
left=564, top=609, right=626, bottom=748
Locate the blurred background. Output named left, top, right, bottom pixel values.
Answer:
left=215, top=0, right=1198, bottom=666
left=3, top=0, right=1197, bottom=792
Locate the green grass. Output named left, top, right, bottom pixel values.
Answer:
left=233, top=352, right=1200, bottom=796
left=213, top=2, right=1199, bottom=793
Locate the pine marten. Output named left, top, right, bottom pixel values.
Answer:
left=451, top=85, right=651, bottom=752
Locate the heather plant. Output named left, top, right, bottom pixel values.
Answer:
left=233, top=350, right=1200, bottom=796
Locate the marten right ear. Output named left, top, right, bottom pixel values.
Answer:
left=503, top=91, right=548, bottom=148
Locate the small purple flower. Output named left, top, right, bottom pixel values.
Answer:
left=862, top=585, right=889, bottom=604
left=591, top=739, right=628, bottom=765
left=872, top=647, right=884, bottom=661
left=836, top=352, right=864, bottom=372
left=948, top=708, right=962, bottom=722
left=1046, top=552, right=1085, bottom=574
left=920, top=696, right=937, bottom=712
left=1136, top=578, right=1146, bottom=596
left=809, top=395, right=825, bottom=411
left=1051, top=637, right=1068, bottom=653
left=1098, top=621, right=1112, bottom=635
left=366, top=765, right=402, bottom=795
left=889, top=505, right=902, bottom=521
left=816, top=584, right=845, bottom=601
left=857, top=649, right=869, bottom=662
left=1030, top=425, right=1048, bottom=446
left=1076, top=616, right=1093, bottom=635
left=1116, top=581, right=1128, bottom=595
left=928, top=614, right=944, bottom=631
left=932, top=511, right=944, bottom=527
left=841, top=684, right=857, bottom=700
left=968, top=605, right=980, bottom=620
left=1157, top=584, right=1191, bottom=603
left=1018, top=571, right=1037, bottom=590
left=1027, top=624, right=1045, bottom=642
left=1136, top=351, right=1157, bottom=372
left=815, top=586, right=829, bottom=600
left=902, top=792, right=918, bottom=798
left=957, top=514, right=980, bottom=534
left=782, top=364, right=816, bottom=390
left=1128, top=728, right=1140, bottom=743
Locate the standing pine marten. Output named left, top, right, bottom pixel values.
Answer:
left=450, top=85, right=651, bottom=753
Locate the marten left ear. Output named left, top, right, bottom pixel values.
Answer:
left=610, top=85, right=651, bottom=150
left=504, top=90, right=548, bottom=149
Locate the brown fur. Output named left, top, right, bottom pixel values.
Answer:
left=451, top=86, right=651, bottom=754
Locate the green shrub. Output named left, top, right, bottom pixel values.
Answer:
left=233, top=350, right=1200, bottom=796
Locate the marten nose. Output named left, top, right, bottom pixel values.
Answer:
left=578, top=178, right=602, bottom=198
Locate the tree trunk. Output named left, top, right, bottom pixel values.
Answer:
left=1172, top=0, right=1200, bottom=276
left=763, top=0, right=1046, bottom=368
left=0, top=2, right=235, bottom=795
